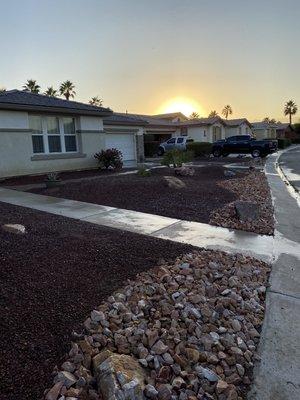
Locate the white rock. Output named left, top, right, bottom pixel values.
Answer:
left=2, top=224, right=26, bottom=235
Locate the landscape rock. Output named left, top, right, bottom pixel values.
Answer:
left=2, top=223, right=26, bottom=235
left=234, top=201, right=260, bottom=222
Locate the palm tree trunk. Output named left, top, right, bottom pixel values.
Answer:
left=289, top=113, right=292, bottom=124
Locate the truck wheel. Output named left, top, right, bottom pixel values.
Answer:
left=251, top=149, right=261, bottom=158
left=213, top=149, right=222, bottom=157
left=157, top=147, right=164, bottom=156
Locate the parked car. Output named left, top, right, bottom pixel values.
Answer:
left=157, top=136, right=194, bottom=156
left=211, top=135, right=278, bottom=158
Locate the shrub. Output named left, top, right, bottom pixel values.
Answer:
left=161, top=149, right=194, bottom=168
left=186, top=141, right=213, bottom=157
left=277, top=138, right=292, bottom=149
left=144, top=142, right=159, bottom=157
left=46, top=172, right=60, bottom=181
left=137, top=165, right=151, bottom=177
left=94, top=148, right=123, bottom=170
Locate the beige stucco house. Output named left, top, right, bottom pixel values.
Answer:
left=0, top=90, right=147, bottom=178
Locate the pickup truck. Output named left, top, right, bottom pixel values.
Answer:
left=157, top=136, right=194, bottom=156
left=211, top=135, right=278, bottom=158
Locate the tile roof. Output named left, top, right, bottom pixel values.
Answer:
left=0, top=90, right=112, bottom=116
left=223, top=118, right=250, bottom=127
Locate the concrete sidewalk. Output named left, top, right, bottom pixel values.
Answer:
left=0, top=185, right=274, bottom=261
left=249, top=149, right=300, bottom=400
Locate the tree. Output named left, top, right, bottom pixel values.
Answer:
left=222, top=105, right=233, bottom=120
left=189, top=112, right=199, bottom=119
left=208, top=110, right=219, bottom=118
left=89, top=96, right=103, bottom=107
left=44, top=86, right=58, bottom=97
left=23, top=79, right=40, bottom=93
left=284, top=100, right=297, bottom=124
left=0, top=87, right=6, bottom=93
left=59, top=80, right=76, bottom=100
left=263, top=117, right=276, bottom=124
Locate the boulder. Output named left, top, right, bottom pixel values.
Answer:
left=174, top=167, right=195, bottom=177
left=2, top=224, right=26, bottom=235
left=234, top=201, right=259, bottom=222
left=96, top=353, right=146, bottom=400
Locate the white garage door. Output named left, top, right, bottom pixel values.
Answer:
left=105, top=134, right=136, bottom=161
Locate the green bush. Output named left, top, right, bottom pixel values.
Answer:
left=144, top=142, right=159, bottom=157
left=161, top=149, right=194, bottom=168
left=137, top=165, right=151, bottom=177
left=186, top=141, right=213, bottom=157
left=94, top=148, right=123, bottom=170
left=277, top=138, right=292, bottom=149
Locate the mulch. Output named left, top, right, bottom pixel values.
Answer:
left=30, top=166, right=243, bottom=224
left=0, top=202, right=194, bottom=400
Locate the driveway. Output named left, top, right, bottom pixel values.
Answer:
left=279, top=145, right=300, bottom=192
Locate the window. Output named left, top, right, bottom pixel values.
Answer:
left=63, top=117, right=77, bottom=152
left=47, top=117, right=61, bottom=153
left=29, top=115, right=44, bottom=154
left=167, top=138, right=176, bottom=144
left=30, top=115, right=78, bottom=155
left=177, top=137, right=184, bottom=143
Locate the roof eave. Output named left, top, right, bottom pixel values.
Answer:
left=0, top=103, right=113, bottom=117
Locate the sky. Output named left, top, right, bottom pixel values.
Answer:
left=0, top=0, right=300, bottom=121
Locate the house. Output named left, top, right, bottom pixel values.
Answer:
left=0, top=90, right=109, bottom=178
left=179, top=117, right=226, bottom=142
left=252, top=122, right=277, bottom=140
left=223, top=118, right=253, bottom=138
left=273, top=123, right=296, bottom=140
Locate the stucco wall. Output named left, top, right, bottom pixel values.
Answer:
left=186, top=126, right=210, bottom=142
left=0, top=112, right=105, bottom=178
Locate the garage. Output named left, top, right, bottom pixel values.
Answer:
left=105, top=133, right=136, bottom=161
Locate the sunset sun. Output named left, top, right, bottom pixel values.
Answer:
left=159, top=97, right=205, bottom=117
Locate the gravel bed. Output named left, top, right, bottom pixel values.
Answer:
left=209, top=171, right=274, bottom=235
left=44, top=250, right=271, bottom=400
left=30, top=166, right=240, bottom=224
left=0, top=202, right=193, bottom=400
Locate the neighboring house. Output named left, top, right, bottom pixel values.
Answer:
left=151, top=112, right=189, bottom=123
left=0, top=90, right=113, bottom=178
left=223, top=118, right=253, bottom=138
left=180, top=117, right=226, bottom=142
left=252, top=122, right=277, bottom=140
left=274, top=123, right=296, bottom=139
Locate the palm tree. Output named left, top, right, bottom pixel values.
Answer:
left=23, top=79, right=40, bottom=93
left=89, top=96, right=103, bottom=107
left=208, top=110, right=219, bottom=118
left=263, top=117, right=276, bottom=124
left=222, top=105, right=233, bottom=120
left=59, top=80, right=76, bottom=100
left=0, top=87, right=6, bottom=93
left=44, top=86, right=58, bottom=97
left=284, top=100, right=298, bottom=124
left=189, top=112, right=199, bottom=119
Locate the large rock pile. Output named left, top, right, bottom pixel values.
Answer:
left=44, top=250, right=270, bottom=400
left=209, top=171, right=274, bottom=235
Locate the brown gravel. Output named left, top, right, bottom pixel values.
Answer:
left=0, top=202, right=194, bottom=400
left=209, top=171, right=274, bottom=235
left=30, top=166, right=241, bottom=224
left=44, top=249, right=271, bottom=400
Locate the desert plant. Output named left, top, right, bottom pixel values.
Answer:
left=137, top=165, right=151, bottom=177
left=161, top=149, right=193, bottom=168
left=46, top=172, right=60, bottom=181
left=187, top=142, right=213, bottom=157
left=94, top=148, right=123, bottom=170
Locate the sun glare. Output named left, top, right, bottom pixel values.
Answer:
left=158, top=97, right=205, bottom=117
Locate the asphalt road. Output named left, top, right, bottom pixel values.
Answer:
left=279, top=145, right=300, bottom=192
